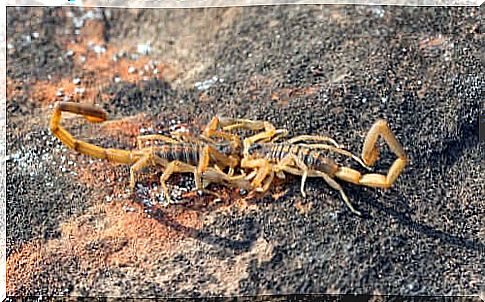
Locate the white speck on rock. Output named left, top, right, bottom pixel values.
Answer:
left=74, top=87, right=85, bottom=95
left=137, top=43, right=151, bottom=55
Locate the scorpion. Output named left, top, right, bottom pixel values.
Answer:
left=220, top=119, right=408, bottom=216
left=50, top=102, right=408, bottom=215
left=49, top=101, right=278, bottom=203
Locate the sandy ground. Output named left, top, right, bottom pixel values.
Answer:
left=6, top=6, right=483, bottom=298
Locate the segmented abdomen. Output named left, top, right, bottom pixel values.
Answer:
left=155, top=144, right=201, bottom=165
left=263, top=143, right=339, bottom=175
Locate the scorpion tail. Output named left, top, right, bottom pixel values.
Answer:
left=50, top=101, right=137, bottom=165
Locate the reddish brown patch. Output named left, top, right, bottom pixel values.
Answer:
left=271, top=87, right=319, bottom=107
left=74, top=160, right=123, bottom=189
left=79, top=19, right=105, bottom=46
left=96, top=202, right=202, bottom=267
left=100, top=113, right=148, bottom=138
left=181, top=191, right=201, bottom=199
left=30, top=78, right=79, bottom=104
left=65, top=20, right=165, bottom=91
left=6, top=242, right=44, bottom=294
left=272, top=187, right=289, bottom=201
left=294, top=200, right=313, bottom=214
left=232, top=197, right=260, bottom=212
left=419, top=35, right=447, bottom=50
left=6, top=77, right=22, bottom=99
left=7, top=200, right=203, bottom=295
left=29, top=18, right=166, bottom=107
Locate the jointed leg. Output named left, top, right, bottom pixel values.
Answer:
left=196, top=145, right=239, bottom=177
left=285, top=135, right=341, bottom=148
left=274, top=154, right=309, bottom=197
left=137, top=134, right=179, bottom=149
left=213, top=117, right=285, bottom=154
left=158, top=160, right=197, bottom=204
left=201, top=168, right=254, bottom=191
left=202, top=116, right=242, bottom=148
left=242, top=123, right=277, bottom=156
left=130, top=152, right=155, bottom=188
left=313, top=171, right=362, bottom=216
left=241, top=158, right=272, bottom=190
left=193, top=145, right=240, bottom=199
left=258, top=170, right=275, bottom=194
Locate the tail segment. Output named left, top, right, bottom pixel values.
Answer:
left=50, top=101, right=137, bottom=164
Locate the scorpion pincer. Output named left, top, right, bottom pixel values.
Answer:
left=237, top=120, right=408, bottom=216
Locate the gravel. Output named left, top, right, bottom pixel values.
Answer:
left=6, top=5, right=483, bottom=298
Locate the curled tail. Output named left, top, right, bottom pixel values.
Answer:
left=49, top=101, right=137, bottom=164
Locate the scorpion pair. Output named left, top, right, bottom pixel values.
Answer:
left=50, top=101, right=408, bottom=216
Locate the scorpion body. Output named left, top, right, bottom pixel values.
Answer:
left=50, top=102, right=408, bottom=215
left=144, top=142, right=235, bottom=167
left=50, top=101, right=252, bottom=203
left=235, top=120, right=408, bottom=216
left=251, top=143, right=340, bottom=175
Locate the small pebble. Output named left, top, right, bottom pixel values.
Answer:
left=137, top=43, right=151, bottom=55
left=74, top=87, right=85, bottom=95
left=93, top=45, right=106, bottom=54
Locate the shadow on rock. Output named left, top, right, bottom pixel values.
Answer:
left=149, top=206, right=261, bottom=256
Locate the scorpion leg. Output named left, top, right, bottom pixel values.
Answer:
left=359, top=119, right=408, bottom=188
left=196, top=145, right=239, bottom=177
left=216, top=117, right=287, bottom=154
left=312, top=171, right=362, bottom=216
left=130, top=152, right=156, bottom=189
left=202, top=116, right=242, bottom=145
left=201, top=168, right=254, bottom=191
left=136, top=134, right=179, bottom=149
left=285, top=135, right=341, bottom=148
left=152, top=156, right=220, bottom=202
left=212, top=164, right=236, bottom=178
left=274, top=154, right=309, bottom=197
left=240, top=158, right=272, bottom=190
left=158, top=160, right=198, bottom=204
left=261, top=170, right=276, bottom=193
left=194, top=145, right=239, bottom=197
left=268, top=163, right=362, bottom=215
